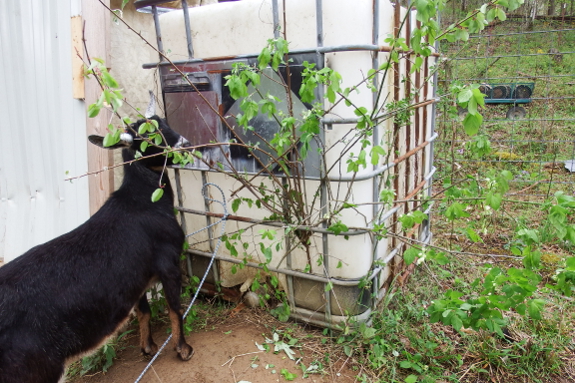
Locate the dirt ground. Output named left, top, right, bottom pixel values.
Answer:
left=70, top=308, right=358, bottom=383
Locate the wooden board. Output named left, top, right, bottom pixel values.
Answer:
left=71, top=15, right=84, bottom=100
left=82, top=0, right=114, bottom=215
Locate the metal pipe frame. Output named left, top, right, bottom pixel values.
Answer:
left=142, top=43, right=440, bottom=68
left=453, top=50, right=575, bottom=61
left=186, top=249, right=384, bottom=287
left=149, top=0, right=437, bottom=326
left=180, top=0, right=194, bottom=59
left=151, top=5, right=164, bottom=61
left=439, top=73, right=575, bottom=82
left=175, top=166, right=437, bottom=238
left=466, top=27, right=575, bottom=38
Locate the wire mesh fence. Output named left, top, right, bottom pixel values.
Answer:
left=436, top=18, right=575, bottom=200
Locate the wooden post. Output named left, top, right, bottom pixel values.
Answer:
left=82, top=0, right=114, bottom=215
left=71, top=16, right=85, bottom=100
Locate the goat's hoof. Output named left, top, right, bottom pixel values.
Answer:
left=178, top=343, right=194, bottom=361
left=142, top=341, right=159, bottom=356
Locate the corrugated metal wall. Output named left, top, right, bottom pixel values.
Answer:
left=0, top=0, right=90, bottom=263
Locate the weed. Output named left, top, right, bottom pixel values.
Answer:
left=66, top=330, right=132, bottom=379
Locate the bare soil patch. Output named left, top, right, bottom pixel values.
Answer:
left=70, top=308, right=357, bottom=383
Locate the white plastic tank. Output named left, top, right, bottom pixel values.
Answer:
left=154, top=0, right=435, bottom=326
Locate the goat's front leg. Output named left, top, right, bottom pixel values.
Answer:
left=159, top=265, right=194, bottom=361
left=136, top=295, right=159, bottom=356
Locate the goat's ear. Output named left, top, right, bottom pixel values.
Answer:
left=88, top=135, right=131, bottom=149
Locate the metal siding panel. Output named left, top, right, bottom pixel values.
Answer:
left=0, top=0, right=90, bottom=263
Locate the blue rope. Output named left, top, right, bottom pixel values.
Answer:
left=135, top=183, right=228, bottom=383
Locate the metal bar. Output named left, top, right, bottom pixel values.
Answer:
left=142, top=44, right=440, bottom=68
left=201, top=171, right=219, bottom=282
left=175, top=207, right=368, bottom=236
left=370, top=0, right=380, bottom=310
left=168, top=130, right=438, bottom=183
left=272, top=0, right=280, bottom=38
left=315, top=0, right=323, bottom=47
left=390, top=0, right=402, bottom=262
left=134, top=0, right=180, bottom=8
left=181, top=0, right=194, bottom=59
left=465, top=27, right=575, bottom=38
left=427, top=4, right=440, bottom=241
left=328, top=132, right=438, bottom=181
left=313, top=0, right=331, bottom=328
left=439, top=74, right=575, bottom=82
left=405, top=2, right=413, bottom=241
left=151, top=5, right=164, bottom=61
left=321, top=97, right=438, bottom=125
left=481, top=117, right=575, bottom=122
left=451, top=159, right=575, bottom=165
left=186, top=249, right=384, bottom=287
left=449, top=179, right=574, bottom=186
left=174, top=169, right=193, bottom=278
left=445, top=139, right=575, bottom=144
left=452, top=51, right=575, bottom=61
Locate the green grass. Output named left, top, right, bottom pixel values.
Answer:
left=337, top=261, right=575, bottom=383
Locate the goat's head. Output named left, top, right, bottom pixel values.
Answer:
left=88, top=116, right=191, bottom=166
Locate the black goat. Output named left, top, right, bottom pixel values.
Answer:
left=0, top=116, right=193, bottom=383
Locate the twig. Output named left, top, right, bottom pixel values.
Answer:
left=150, top=365, right=163, bottom=383
left=220, top=351, right=263, bottom=367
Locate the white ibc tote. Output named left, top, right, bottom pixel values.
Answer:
left=136, top=0, right=437, bottom=327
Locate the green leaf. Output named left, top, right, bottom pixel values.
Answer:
left=458, top=89, right=473, bottom=103
left=485, top=192, right=502, bottom=210
left=103, top=132, right=120, bottom=147
left=400, top=361, right=412, bottom=369
left=566, top=256, right=575, bottom=270
left=445, top=202, right=470, bottom=220
left=486, top=8, right=497, bottom=22
left=405, top=375, right=418, bottom=383
left=258, top=47, right=271, bottom=70
left=280, top=369, right=297, bottom=381
left=528, top=299, right=545, bottom=320
left=138, top=122, right=151, bottom=135
left=151, top=187, right=164, bottom=203
left=403, top=247, right=419, bottom=266
left=370, top=145, right=386, bottom=165
left=451, top=314, right=463, bottom=331
left=497, top=7, right=507, bottom=21
left=472, top=88, right=485, bottom=107
left=232, top=198, right=241, bottom=213
left=462, top=113, right=483, bottom=136
left=328, top=221, right=348, bottom=235
left=109, top=94, right=123, bottom=112
left=343, top=345, right=353, bottom=357
left=516, top=303, right=526, bottom=315
left=102, top=71, right=119, bottom=88
left=466, top=228, right=481, bottom=243
left=455, top=28, right=470, bottom=41
left=87, top=103, right=101, bottom=118
left=224, top=75, right=247, bottom=100
left=270, top=275, right=279, bottom=288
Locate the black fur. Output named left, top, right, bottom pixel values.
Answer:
left=0, top=116, right=193, bottom=383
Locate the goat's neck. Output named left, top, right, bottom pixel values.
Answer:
left=118, top=154, right=174, bottom=205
